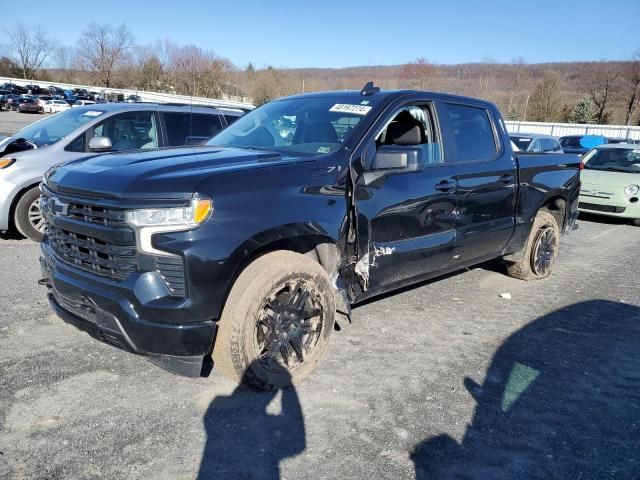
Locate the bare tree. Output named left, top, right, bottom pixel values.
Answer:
left=76, top=23, right=133, bottom=87
left=588, top=65, right=620, bottom=124
left=6, top=23, right=53, bottom=79
left=400, top=57, right=434, bottom=90
left=622, top=50, right=640, bottom=125
left=53, top=46, right=77, bottom=84
left=528, top=72, right=562, bottom=122
left=506, top=57, right=526, bottom=118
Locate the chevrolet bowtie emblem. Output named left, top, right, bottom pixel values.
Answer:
left=51, top=198, right=70, bottom=216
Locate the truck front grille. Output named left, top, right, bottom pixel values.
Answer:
left=579, top=202, right=626, bottom=214
left=41, top=187, right=187, bottom=296
left=45, top=224, right=138, bottom=280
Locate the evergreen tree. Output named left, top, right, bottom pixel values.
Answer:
left=567, top=96, right=596, bottom=124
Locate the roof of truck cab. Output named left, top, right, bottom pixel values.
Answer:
left=281, top=89, right=497, bottom=108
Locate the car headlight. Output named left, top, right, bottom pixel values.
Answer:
left=624, top=184, right=639, bottom=196
left=125, top=198, right=212, bottom=256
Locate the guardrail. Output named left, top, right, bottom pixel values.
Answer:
left=0, top=76, right=254, bottom=110
left=506, top=120, right=640, bottom=141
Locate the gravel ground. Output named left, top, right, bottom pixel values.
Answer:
left=0, top=215, right=639, bottom=480
left=1, top=114, right=639, bottom=479
left=0, top=110, right=46, bottom=137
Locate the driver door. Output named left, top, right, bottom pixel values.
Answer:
left=353, top=102, right=458, bottom=294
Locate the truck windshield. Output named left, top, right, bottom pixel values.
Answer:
left=583, top=148, right=640, bottom=173
left=207, top=97, right=374, bottom=155
left=9, top=108, right=105, bottom=147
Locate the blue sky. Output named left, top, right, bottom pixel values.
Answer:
left=1, top=0, right=638, bottom=68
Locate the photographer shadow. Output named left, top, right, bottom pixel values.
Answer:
left=411, top=300, right=640, bottom=479
left=197, top=361, right=306, bottom=480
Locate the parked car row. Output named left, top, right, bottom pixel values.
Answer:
left=0, top=82, right=147, bottom=114
left=509, top=133, right=639, bottom=155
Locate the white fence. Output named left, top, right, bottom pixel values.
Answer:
left=505, top=120, right=640, bottom=141
left=0, top=76, right=254, bottom=111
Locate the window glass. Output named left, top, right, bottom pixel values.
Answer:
left=530, top=139, right=543, bottom=152
left=164, top=112, right=223, bottom=146
left=542, top=138, right=558, bottom=152
left=375, top=105, right=443, bottom=165
left=208, top=96, right=374, bottom=155
left=189, top=114, right=223, bottom=144
left=88, top=112, right=157, bottom=151
left=443, top=103, right=497, bottom=162
left=66, top=134, right=85, bottom=152
left=10, top=107, right=102, bottom=147
left=583, top=147, right=640, bottom=173
left=510, top=136, right=532, bottom=151
left=224, top=114, right=240, bottom=125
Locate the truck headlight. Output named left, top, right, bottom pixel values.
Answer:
left=125, top=199, right=212, bottom=256
left=125, top=199, right=212, bottom=228
left=624, top=184, right=639, bottom=196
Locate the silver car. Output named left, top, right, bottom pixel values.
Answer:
left=509, top=133, right=564, bottom=154
left=0, top=103, right=244, bottom=240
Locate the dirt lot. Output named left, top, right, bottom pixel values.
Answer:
left=0, top=215, right=639, bottom=480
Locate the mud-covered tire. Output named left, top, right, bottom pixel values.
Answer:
left=505, top=210, right=560, bottom=281
left=213, top=250, right=336, bottom=390
left=14, top=186, right=45, bottom=242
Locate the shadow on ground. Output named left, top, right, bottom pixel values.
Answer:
left=197, top=361, right=305, bottom=480
left=411, top=300, right=640, bottom=479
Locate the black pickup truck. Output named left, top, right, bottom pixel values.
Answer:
left=39, top=84, right=581, bottom=390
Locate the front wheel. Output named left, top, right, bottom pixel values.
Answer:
left=632, top=218, right=640, bottom=227
left=14, top=186, right=45, bottom=242
left=213, top=250, right=336, bottom=390
left=505, top=210, right=560, bottom=280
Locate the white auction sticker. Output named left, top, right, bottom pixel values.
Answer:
left=82, top=111, right=104, bottom=117
left=329, top=104, right=372, bottom=115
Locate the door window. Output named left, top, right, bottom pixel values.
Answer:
left=374, top=104, right=442, bottom=165
left=530, top=138, right=543, bottom=152
left=441, top=103, right=498, bottom=162
left=89, top=112, right=157, bottom=151
left=164, top=112, right=223, bottom=146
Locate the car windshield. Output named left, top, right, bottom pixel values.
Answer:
left=207, top=96, right=375, bottom=155
left=10, top=107, right=104, bottom=147
left=583, top=148, right=640, bottom=173
left=510, top=136, right=532, bottom=150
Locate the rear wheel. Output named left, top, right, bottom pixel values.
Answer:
left=632, top=218, right=640, bottom=227
left=213, top=250, right=336, bottom=390
left=505, top=210, right=560, bottom=280
left=14, top=186, right=45, bottom=242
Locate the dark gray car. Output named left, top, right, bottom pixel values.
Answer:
left=0, top=103, right=246, bottom=240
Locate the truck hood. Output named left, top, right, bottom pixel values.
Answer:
left=45, top=146, right=306, bottom=199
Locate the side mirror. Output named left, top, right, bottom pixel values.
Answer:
left=88, top=136, right=112, bottom=152
left=372, top=144, right=423, bottom=172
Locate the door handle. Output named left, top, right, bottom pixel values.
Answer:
left=498, top=174, right=515, bottom=184
left=435, top=180, right=456, bottom=192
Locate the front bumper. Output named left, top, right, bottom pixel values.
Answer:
left=40, top=244, right=217, bottom=377
left=578, top=194, right=640, bottom=220
left=0, top=177, right=21, bottom=231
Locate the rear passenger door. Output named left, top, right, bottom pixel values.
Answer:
left=161, top=112, right=224, bottom=146
left=436, top=101, right=517, bottom=263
